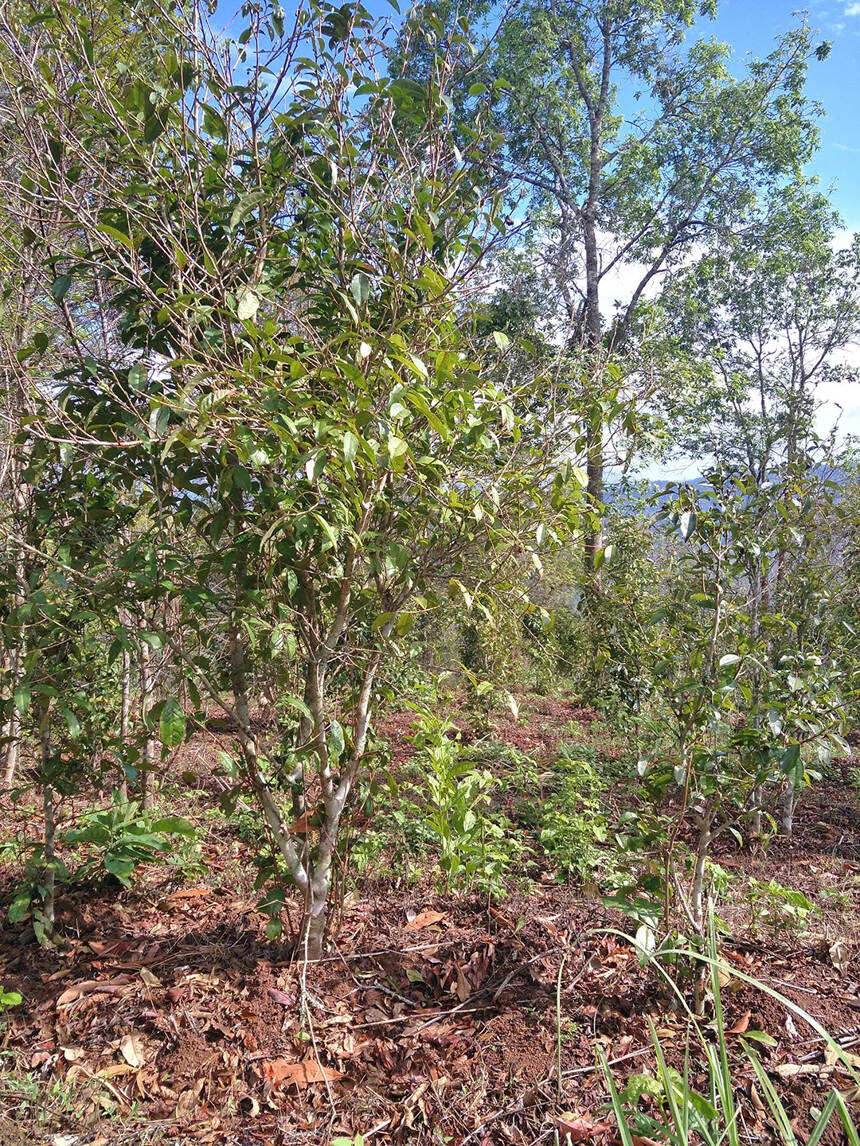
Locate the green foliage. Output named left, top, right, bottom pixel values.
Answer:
left=63, top=795, right=196, bottom=888
left=413, top=713, right=523, bottom=897
left=0, top=987, right=22, bottom=1013
left=744, top=879, right=818, bottom=937
left=535, top=747, right=606, bottom=883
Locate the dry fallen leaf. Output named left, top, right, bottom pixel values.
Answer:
left=288, top=811, right=310, bottom=835
left=166, top=887, right=210, bottom=903
left=405, top=910, right=447, bottom=931
left=830, top=940, right=850, bottom=974
left=776, top=1063, right=828, bottom=1078
left=119, top=1033, right=146, bottom=1068
left=56, top=978, right=129, bottom=1008
left=261, top=1057, right=343, bottom=1088
left=139, top=967, right=162, bottom=988
left=555, top=1114, right=612, bottom=1141
left=455, top=964, right=471, bottom=1003
left=726, top=1010, right=751, bottom=1036
left=267, top=986, right=296, bottom=1007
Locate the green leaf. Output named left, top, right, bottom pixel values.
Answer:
left=492, top=330, right=510, bottom=351
left=343, top=430, right=359, bottom=462
left=103, top=854, right=135, bottom=885
left=13, top=685, right=30, bottom=715
left=61, top=708, right=82, bottom=739
left=679, top=510, right=697, bottom=540
left=52, top=274, right=72, bottom=302
left=97, top=224, right=135, bottom=251
left=349, top=272, right=371, bottom=307
left=159, top=697, right=186, bottom=749
left=719, top=654, right=741, bottom=668
left=150, top=816, right=196, bottom=836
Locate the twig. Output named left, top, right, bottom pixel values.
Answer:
left=562, top=1043, right=654, bottom=1077
left=556, top=951, right=567, bottom=1099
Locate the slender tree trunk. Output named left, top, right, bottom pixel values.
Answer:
left=781, top=780, right=797, bottom=838
left=691, top=798, right=714, bottom=1018
left=228, top=622, right=310, bottom=922
left=119, top=644, right=131, bottom=801
left=691, top=801, right=714, bottom=932
left=2, top=479, right=29, bottom=788
left=302, top=654, right=380, bottom=958
left=2, top=644, right=23, bottom=788
left=39, top=705, right=56, bottom=942
left=749, top=785, right=763, bottom=840
left=140, top=640, right=156, bottom=811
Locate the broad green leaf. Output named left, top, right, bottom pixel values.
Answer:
left=159, top=697, right=186, bottom=749
left=349, top=272, right=371, bottom=307
left=52, top=274, right=71, bottom=302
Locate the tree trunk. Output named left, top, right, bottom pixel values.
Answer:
left=691, top=799, right=714, bottom=1018
left=39, top=705, right=56, bottom=942
left=781, top=780, right=797, bottom=838
left=749, top=784, right=763, bottom=841
left=140, top=640, right=156, bottom=811
left=2, top=482, right=29, bottom=788
left=691, top=801, right=714, bottom=933
left=2, top=644, right=23, bottom=788
left=119, top=643, right=131, bottom=801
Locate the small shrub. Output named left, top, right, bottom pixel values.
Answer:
left=744, top=878, right=817, bottom=937
left=63, top=794, right=196, bottom=887
left=413, top=712, right=524, bottom=897
left=537, top=746, right=606, bottom=882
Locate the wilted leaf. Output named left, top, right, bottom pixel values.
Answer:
left=404, top=910, right=447, bottom=930
left=261, top=1057, right=343, bottom=1087
left=119, top=1033, right=146, bottom=1068
left=830, top=940, right=849, bottom=973
left=726, top=1010, right=751, bottom=1035
left=237, top=287, right=260, bottom=320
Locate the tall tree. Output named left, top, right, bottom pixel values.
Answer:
left=481, top=0, right=824, bottom=574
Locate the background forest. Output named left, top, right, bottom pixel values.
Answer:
left=1, top=0, right=860, bottom=1143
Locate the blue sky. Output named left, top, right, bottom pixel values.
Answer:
left=698, top=1, right=860, bottom=230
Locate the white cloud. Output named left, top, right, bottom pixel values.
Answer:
left=844, top=3, right=860, bottom=15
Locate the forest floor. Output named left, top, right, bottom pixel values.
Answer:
left=0, top=699, right=859, bottom=1145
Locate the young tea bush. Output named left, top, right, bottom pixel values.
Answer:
left=537, top=746, right=607, bottom=883
left=413, top=713, right=524, bottom=897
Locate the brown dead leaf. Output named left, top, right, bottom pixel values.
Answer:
left=119, top=1034, right=146, bottom=1068
left=288, top=811, right=310, bottom=835
left=825, top=1044, right=860, bottom=1068
left=455, top=965, right=471, bottom=1003
left=266, top=986, right=296, bottom=1007
left=726, top=1010, right=751, bottom=1036
left=830, top=940, right=850, bottom=974
left=139, top=967, right=162, bottom=988
left=56, top=978, right=129, bottom=1007
left=555, top=1114, right=612, bottom=1141
left=261, top=1057, right=343, bottom=1088
left=166, top=887, right=210, bottom=903
left=776, top=1063, right=828, bottom=1078
left=405, top=910, right=447, bottom=931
